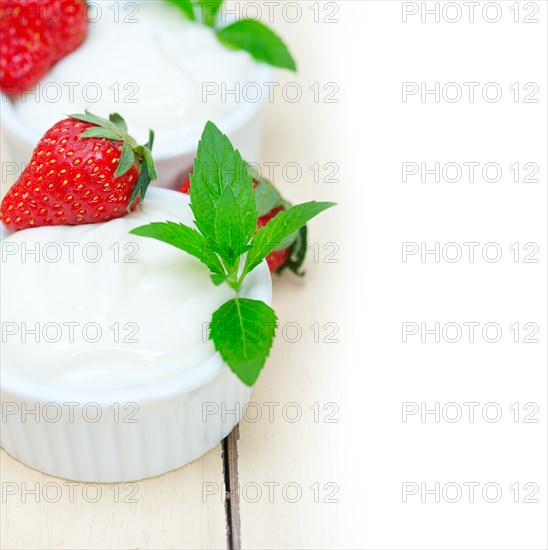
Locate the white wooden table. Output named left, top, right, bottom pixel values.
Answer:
left=0, top=4, right=352, bottom=548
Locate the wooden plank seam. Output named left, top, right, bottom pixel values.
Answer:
left=222, top=425, right=242, bottom=550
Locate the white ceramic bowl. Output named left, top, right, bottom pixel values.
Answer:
left=0, top=187, right=272, bottom=482
left=0, top=64, right=272, bottom=189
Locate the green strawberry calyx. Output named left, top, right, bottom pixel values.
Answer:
left=69, top=111, right=157, bottom=209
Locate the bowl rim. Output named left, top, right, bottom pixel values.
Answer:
left=0, top=62, right=274, bottom=160
left=0, top=187, right=272, bottom=405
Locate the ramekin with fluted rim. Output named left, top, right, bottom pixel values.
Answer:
left=0, top=187, right=272, bottom=482
left=0, top=64, right=272, bottom=190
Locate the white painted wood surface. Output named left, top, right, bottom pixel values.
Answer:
left=227, top=6, right=355, bottom=548
left=0, top=447, right=227, bottom=549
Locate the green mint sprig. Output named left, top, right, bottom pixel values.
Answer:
left=166, top=0, right=296, bottom=71
left=130, top=122, right=333, bottom=386
left=69, top=111, right=157, bottom=206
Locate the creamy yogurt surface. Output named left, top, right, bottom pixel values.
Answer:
left=0, top=197, right=235, bottom=390
left=12, top=0, right=258, bottom=153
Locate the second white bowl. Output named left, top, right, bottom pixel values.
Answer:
left=0, top=64, right=272, bottom=190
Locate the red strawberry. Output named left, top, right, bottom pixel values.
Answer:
left=0, top=112, right=157, bottom=231
left=0, top=2, right=55, bottom=95
left=55, top=0, right=89, bottom=59
left=256, top=206, right=291, bottom=271
left=179, top=177, right=191, bottom=194
left=178, top=171, right=307, bottom=275
left=0, top=0, right=88, bottom=95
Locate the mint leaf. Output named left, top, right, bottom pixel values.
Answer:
left=115, top=142, right=136, bottom=178
left=242, top=201, right=335, bottom=278
left=197, top=0, right=223, bottom=25
left=274, top=228, right=299, bottom=251
left=210, top=297, right=277, bottom=386
left=129, top=221, right=225, bottom=276
left=166, top=0, right=195, bottom=20
left=215, top=186, right=249, bottom=266
left=211, top=273, right=229, bottom=286
left=190, top=121, right=257, bottom=263
left=216, top=20, right=296, bottom=71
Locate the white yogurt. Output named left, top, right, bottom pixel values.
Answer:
left=11, top=0, right=257, bottom=154
left=0, top=197, right=235, bottom=390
